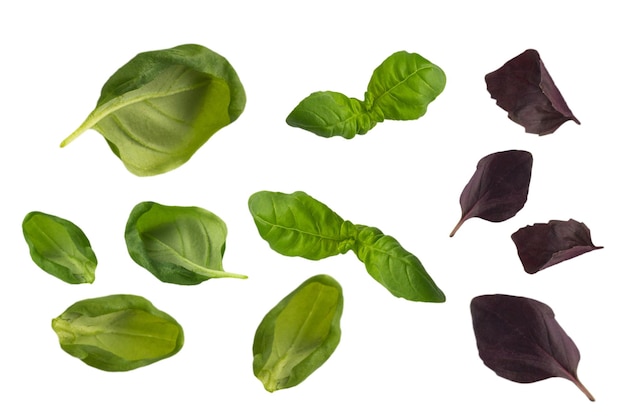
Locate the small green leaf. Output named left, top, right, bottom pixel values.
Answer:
left=286, top=50, right=445, bottom=139
left=22, top=211, right=97, bottom=284
left=253, top=274, right=343, bottom=392
left=60, top=44, right=246, bottom=176
left=52, top=294, right=184, bottom=371
left=248, top=190, right=357, bottom=260
left=125, top=201, right=247, bottom=285
left=353, top=225, right=445, bottom=302
left=366, top=51, right=446, bottom=120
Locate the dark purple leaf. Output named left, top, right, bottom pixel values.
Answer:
left=471, top=294, right=594, bottom=401
left=511, top=219, right=603, bottom=274
left=450, top=150, right=532, bottom=237
left=485, top=49, right=580, bottom=135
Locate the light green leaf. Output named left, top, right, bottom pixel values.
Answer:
left=61, top=44, right=246, bottom=176
left=286, top=50, right=445, bottom=139
left=352, top=225, right=445, bottom=302
left=285, top=91, right=382, bottom=139
left=22, top=211, right=97, bottom=284
left=253, top=274, right=343, bottom=392
left=52, top=294, right=184, bottom=371
left=366, top=50, right=446, bottom=120
left=125, top=201, right=247, bottom=285
left=248, top=190, right=357, bottom=260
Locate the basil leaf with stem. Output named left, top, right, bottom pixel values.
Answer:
left=248, top=190, right=445, bottom=302
left=471, top=294, right=594, bottom=401
left=52, top=294, right=184, bottom=372
left=286, top=51, right=445, bottom=139
left=125, top=201, right=247, bottom=285
left=353, top=225, right=445, bottom=302
left=22, top=211, right=97, bottom=284
left=253, top=274, right=343, bottom=392
left=60, top=44, right=246, bottom=176
left=248, top=190, right=357, bottom=260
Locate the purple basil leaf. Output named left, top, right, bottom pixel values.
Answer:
left=471, top=294, right=594, bottom=401
left=485, top=49, right=580, bottom=135
left=450, top=150, right=532, bottom=237
left=511, top=219, right=603, bottom=274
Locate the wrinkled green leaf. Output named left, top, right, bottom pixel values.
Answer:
left=248, top=190, right=357, bottom=260
left=286, top=51, right=445, bottom=139
left=61, top=44, right=246, bottom=176
left=52, top=294, right=184, bottom=371
left=125, top=201, right=247, bottom=285
left=248, top=190, right=445, bottom=302
left=253, top=274, right=343, bottom=392
left=22, top=211, right=97, bottom=284
left=353, top=225, right=445, bottom=302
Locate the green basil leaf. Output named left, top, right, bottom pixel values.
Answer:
left=365, top=50, right=446, bottom=120
left=52, top=294, right=184, bottom=371
left=285, top=91, right=382, bottom=139
left=286, top=50, right=445, bottom=139
left=248, top=190, right=357, bottom=260
left=60, top=44, right=246, bottom=176
left=353, top=225, right=445, bottom=302
left=253, top=274, right=343, bottom=392
left=125, top=201, right=247, bottom=285
left=249, top=190, right=445, bottom=302
left=22, top=211, right=97, bottom=284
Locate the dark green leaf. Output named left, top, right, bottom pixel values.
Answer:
left=22, top=211, right=97, bottom=284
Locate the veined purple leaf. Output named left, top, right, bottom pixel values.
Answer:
left=471, top=294, right=594, bottom=401
left=450, top=150, right=532, bottom=237
left=511, top=219, right=603, bottom=274
left=485, top=49, right=580, bottom=135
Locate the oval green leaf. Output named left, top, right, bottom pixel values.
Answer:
left=253, top=274, right=343, bottom=392
left=125, top=201, right=247, bottom=285
left=22, top=211, right=97, bottom=284
left=248, top=190, right=357, bottom=260
left=60, top=44, right=246, bottom=176
left=52, top=294, right=184, bottom=371
left=353, top=225, right=445, bottom=302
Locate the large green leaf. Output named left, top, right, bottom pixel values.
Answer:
left=61, top=44, right=246, bottom=176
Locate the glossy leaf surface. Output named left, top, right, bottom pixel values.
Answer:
left=286, top=51, right=445, bottom=138
left=511, top=219, right=603, bottom=274
left=22, top=211, right=97, bottom=284
left=253, top=274, right=343, bottom=392
left=353, top=225, right=445, bottom=302
left=52, top=294, right=184, bottom=372
left=450, top=150, right=532, bottom=237
left=249, top=190, right=445, bottom=302
left=248, top=190, right=357, bottom=260
left=61, top=44, right=246, bottom=176
left=125, top=201, right=247, bottom=285
left=471, top=294, right=594, bottom=401
left=485, top=49, right=580, bottom=135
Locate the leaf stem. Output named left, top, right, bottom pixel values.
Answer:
left=573, top=377, right=595, bottom=402
left=449, top=218, right=464, bottom=237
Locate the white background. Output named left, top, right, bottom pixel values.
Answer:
left=2, top=1, right=623, bottom=415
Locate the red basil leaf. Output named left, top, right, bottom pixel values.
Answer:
left=511, top=219, right=603, bottom=274
left=485, top=49, right=580, bottom=135
left=471, top=294, right=594, bottom=401
left=450, top=150, right=532, bottom=237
